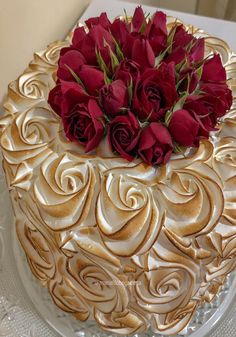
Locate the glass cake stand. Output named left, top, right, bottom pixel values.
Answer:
left=0, top=155, right=235, bottom=337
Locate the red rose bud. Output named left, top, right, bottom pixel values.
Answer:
left=132, top=37, right=155, bottom=72
left=145, top=11, right=167, bottom=55
left=72, top=26, right=87, bottom=49
left=77, top=65, right=105, bottom=96
left=138, top=123, right=173, bottom=166
left=72, top=25, right=115, bottom=66
left=108, top=111, right=141, bottom=161
left=62, top=97, right=105, bottom=152
left=132, top=6, right=145, bottom=32
left=48, top=83, right=63, bottom=116
left=85, top=12, right=111, bottom=30
left=89, top=24, right=114, bottom=49
left=110, top=18, right=130, bottom=48
left=166, top=25, right=204, bottom=65
left=89, top=24, right=115, bottom=66
left=190, top=38, right=204, bottom=62
left=184, top=95, right=217, bottom=131
left=178, top=67, right=199, bottom=93
left=184, top=82, right=232, bottom=132
left=169, top=109, right=207, bottom=147
left=172, top=25, right=193, bottom=49
left=57, top=48, right=86, bottom=81
left=60, top=81, right=88, bottom=113
left=165, top=47, right=187, bottom=65
left=201, top=82, right=232, bottom=118
left=115, top=59, right=140, bottom=85
left=201, top=54, right=226, bottom=82
left=133, top=62, right=178, bottom=121
left=100, top=80, right=128, bottom=117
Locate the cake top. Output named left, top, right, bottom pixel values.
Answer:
left=48, top=6, right=232, bottom=167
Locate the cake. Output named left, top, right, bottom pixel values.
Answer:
left=0, top=7, right=236, bottom=336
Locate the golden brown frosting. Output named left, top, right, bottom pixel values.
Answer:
left=0, top=18, right=236, bottom=336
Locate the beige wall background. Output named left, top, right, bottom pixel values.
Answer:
left=0, top=0, right=90, bottom=106
left=126, top=0, right=236, bottom=20
left=0, top=0, right=236, bottom=107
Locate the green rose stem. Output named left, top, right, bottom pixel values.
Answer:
left=95, top=48, right=112, bottom=84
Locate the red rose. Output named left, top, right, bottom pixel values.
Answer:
left=71, top=29, right=97, bottom=65
left=72, top=26, right=87, bottom=49
left=60, top=82, right=104, bottom=152
left=48, top=6, right=232, bottom=169
left=85, top=12, right=111, bottom=30
left=201, top=54, right=226, bottom=82
left=131, top=8, right=168, bottom=55
left=100, top=80, right=128, bottom=117
left=201, top=82, right=232, bottom=118
left=133, top=62, right=178, bottom=121
left=165, top=25, right=204, bottom=65
left=57, top=48, right=86, bottom=82
left=115, top=59, right=140, bottom=86
left=138, top=123, right=173, bottom=165
left=173, top=25, right=193, bottom=47
left=76, top=65, right=105, bottom=96
left=110, top=18, right=130, bottom=48
left=108, top=111, right=141, bottom=161
left=190, top=38, right=204, bottom=62
left=178, top=67, right=199, bottom=93
left=57, top=51, right=105, bottom=96
left=145, top=11, right=167, bottom=55
left=132, top=6, right=145, bottom=32
left=72, top=24, right=115, bottom=66
left=48, top=82, right=63, bottom=116
left=185, top=83, right=232, bottom=130
left=169, top=109, right=208, bottom=147
left=132, top=37, right=155, bottom=72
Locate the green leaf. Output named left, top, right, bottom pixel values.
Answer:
left=173, top=92, right=188, bottom=112
left=175, top=58, right=188, bottom=73
left=164, top=110, right=172, bottom=126
left=167, top=23, right=178, bottom=52
left=104, top=74, right=112, bottom=85
left=139, top=120, right=150, bottom=129
left=104, top=39, right=120, bottom=73
left=95, top=48, right=112, bottom=84
left=123, top=8, right=129, bottom=23
left=155, top=44, right=172, bottom=67
left=173, top=143, right=186, bottom=155
left=140, top=12, right=150, bottom=34
left=127, top=78, right=133, bottom=105
left=176, top=76, right=186, bottom=91
left=64, top=64, right=85, bottom=89
left=112, top=36, right=124, bottom=61
left=186, top=73, right=191, bottom=93
left=193, top=88, right=205, bottom=95
left=196, top=65, right=203, bottom=80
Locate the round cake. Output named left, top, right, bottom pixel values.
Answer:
left=0, top=7, right=236, bottom=336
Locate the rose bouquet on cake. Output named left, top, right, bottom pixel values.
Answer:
left=48, top=6, right=232, bottom=166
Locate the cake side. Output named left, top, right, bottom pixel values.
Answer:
left=0, top=17, right=236, bottom=336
